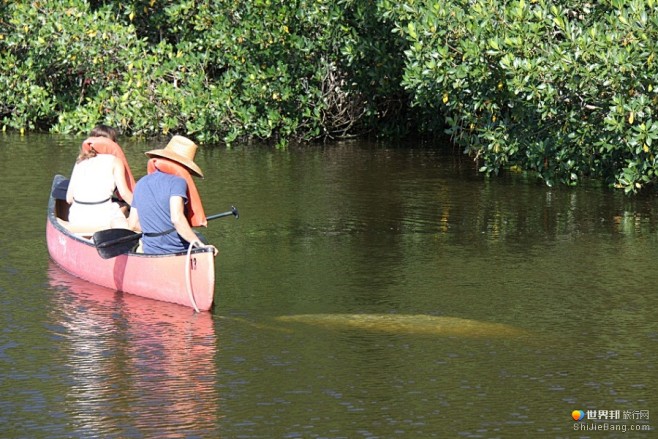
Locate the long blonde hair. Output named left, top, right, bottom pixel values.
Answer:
left=76, top=146, right=97, bottom=163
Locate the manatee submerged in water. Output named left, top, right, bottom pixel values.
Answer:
left=274, top=314, right=528, bottom=338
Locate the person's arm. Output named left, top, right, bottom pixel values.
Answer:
left=170, top=196, right=200, bottom=243
left=66, top=165, right=78, bottom=204
left=65, top=185, right=74, bottom=205
left=170, top=196, right=217, bottom=255
left=127, top=206, right=141, bottom=232
left=113, top=157, right=133, bottom=205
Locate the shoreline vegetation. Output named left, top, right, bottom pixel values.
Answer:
left=1, top=1, right=657, bottom=192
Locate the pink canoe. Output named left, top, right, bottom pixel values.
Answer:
left=46, top=174, right=216, bottom=311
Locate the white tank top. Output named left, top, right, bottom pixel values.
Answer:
left=70, top=154, right=116, bottom=203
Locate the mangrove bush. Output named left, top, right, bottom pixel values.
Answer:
left=2, top=0, right=658, bottom=192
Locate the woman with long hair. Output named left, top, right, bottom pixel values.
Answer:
left=66, top=125, right=135, bottom=231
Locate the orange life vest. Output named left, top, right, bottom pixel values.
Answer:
left=81, top=137, right=136, bottom=192
left=147, top=158, right=207, bottom=227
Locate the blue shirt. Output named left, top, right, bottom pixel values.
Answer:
left=132, top=170, right=189, bottom=254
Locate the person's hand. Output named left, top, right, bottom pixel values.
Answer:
left=205, top=244, right=218, bottom=256
left=191, top=240, right=218, bottom=256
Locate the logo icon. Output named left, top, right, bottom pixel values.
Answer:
left=572, top=410, right=585, bottom=421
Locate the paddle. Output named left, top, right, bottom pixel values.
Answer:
left=92, top=206, right=239, bottom=259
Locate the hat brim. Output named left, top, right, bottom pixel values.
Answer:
left=145, top=149, right=204, bottom=178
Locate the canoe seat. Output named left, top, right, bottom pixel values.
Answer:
left=56, top=218, right=101, bottom=239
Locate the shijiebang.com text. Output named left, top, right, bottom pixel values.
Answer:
left=574, top=423, right=652, bottom=433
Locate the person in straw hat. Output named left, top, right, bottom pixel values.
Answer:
left=127, top=135, right=217, bottom=255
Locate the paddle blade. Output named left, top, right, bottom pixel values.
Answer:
left=93, top=229, right=142, bottom=259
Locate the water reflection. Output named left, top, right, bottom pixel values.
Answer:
left=46, top=263, right=219, bottom=438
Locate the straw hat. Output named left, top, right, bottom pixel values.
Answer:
left=145, top=135, right=204, bottom=178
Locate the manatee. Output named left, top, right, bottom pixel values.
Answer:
left=274, top=313, right=528, bottom=338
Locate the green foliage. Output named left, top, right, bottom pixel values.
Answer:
left=0, top=0, right=408, bottom=146
left=382, top=0, right=658, bottom=192
left=3, top=0, right=658, bottom=192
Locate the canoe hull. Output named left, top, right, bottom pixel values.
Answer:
left=46, top=175, right=215, bottom=311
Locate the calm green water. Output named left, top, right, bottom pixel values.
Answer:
left=0, top=133, right=656, bottom=438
